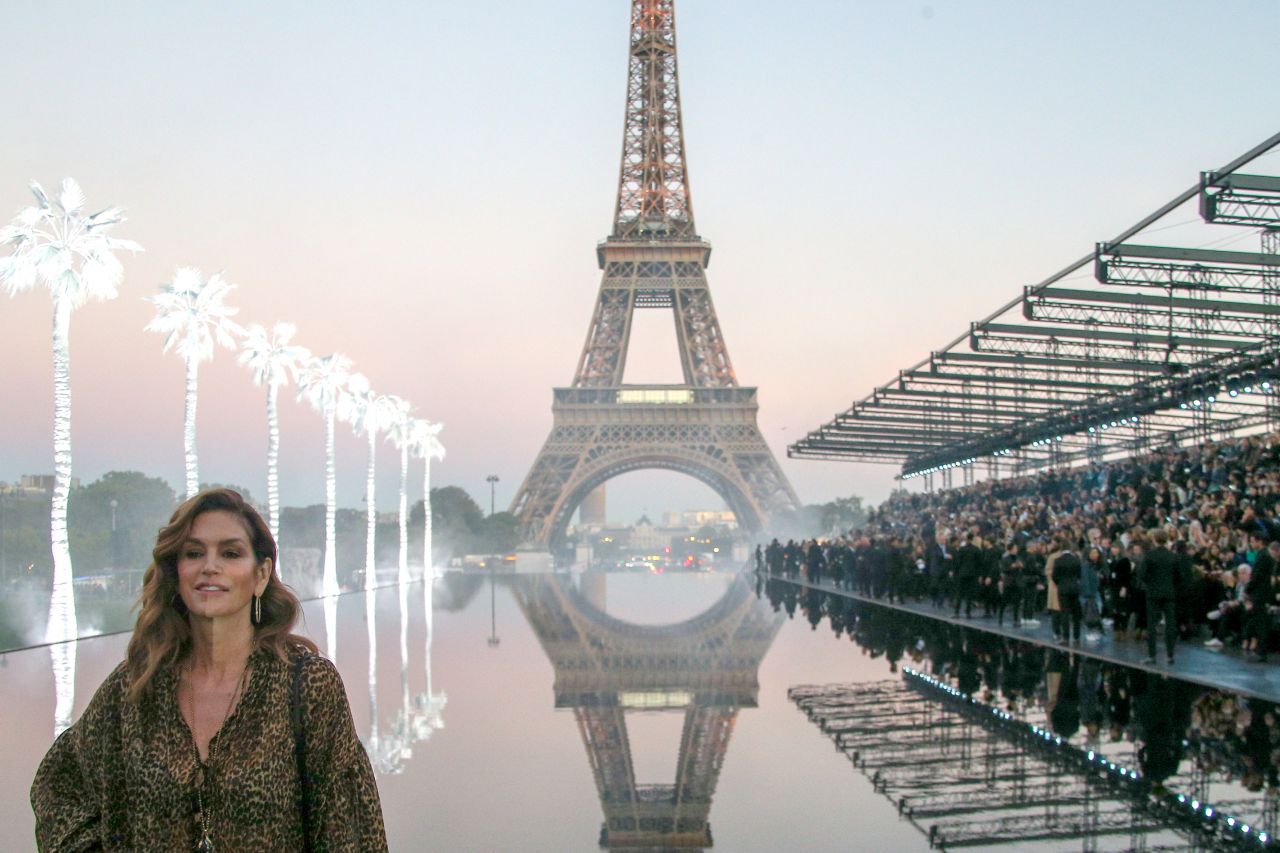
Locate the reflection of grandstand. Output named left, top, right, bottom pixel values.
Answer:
left=791, top=677, right=1271, bottom=851
left=514, top=573, right=783, bottom=850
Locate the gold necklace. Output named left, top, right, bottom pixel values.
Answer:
left=186, top=659, right=251, bottom=853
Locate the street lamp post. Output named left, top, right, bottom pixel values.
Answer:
left=109, top=499, right=119, bottom=576
left=486, top=475, right=499, bottom=517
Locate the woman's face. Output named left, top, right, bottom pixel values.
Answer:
left=177, top=510, right=270, bottom=625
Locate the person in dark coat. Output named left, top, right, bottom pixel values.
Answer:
left=1138, top=528, right=1181, bottom=665
left=1052, top=543, right=1084, bottom=644
left=981, top=537, right=1003, bottom=617
left=805, top=540, right=825, bottom=585
left=783, top=540, right=801, bottom=578
left=765, top=539, right=782, bottom=575
left=1244, top=537, right=1277, bottom=662
left=1022, top=540, right=1045, bottom=625
left=953, top=533, right=982, bottom=618
left=996, top=541, right=1023, bottom=628
left=1107, top=543, right=1134, bottom=639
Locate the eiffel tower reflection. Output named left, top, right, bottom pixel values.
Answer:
left=515, top=572, right=783, bottom=850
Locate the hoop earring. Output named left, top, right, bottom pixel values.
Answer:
left=252, top=594, right=262, bottom=626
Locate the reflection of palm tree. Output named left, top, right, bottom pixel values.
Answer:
left=51, top=641, right=75, bottom=738
left=410, top=572, right=447, bottom=744
left=410, top=420, right=446, bottom=577
left=362, top=574, right=447, bottom=778
left=145, top=268, right=244, bottom=498
left=340, top=375, right=398, bottom=591
left=367, top=581, right=433, bottom=776
left=0, top=178, right=142, bottom=646
left=394, top=581, right=413, bottom=761
left=238, top=322, right=309, bottom=547
left=363, top=589, right=402, bottom=775
left=297, top=353, right=353, bottom=600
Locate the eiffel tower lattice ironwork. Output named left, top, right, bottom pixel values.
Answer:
left=513, top=573, right=784, bottom=849
left=511, top=0, right=799, bottom=548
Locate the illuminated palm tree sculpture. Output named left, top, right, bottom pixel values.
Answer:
left=340, top=375, right=399, bottom=591
left=383, top=397, right=414, bottom=587
left=0, top=178, right=142, bottom=650
left=411, top=419, right=446, bottom=578
left=145, top=268, right=244, bottom=499
left=297, top=353, right=353, bottom=600
left=238, top=322, right=310, bottom=546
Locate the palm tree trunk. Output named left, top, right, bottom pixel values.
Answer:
left=323, top=404, right=338, bottom=598
left=365, top=429, right=377, bottom=591
left=398, top=441, right=409, bottom=585
left=183, top=353, right=199, bottom=498
left=266, top=383, right=280, bottom=547
left=422, top=458, right=433, bottom=579
left=47, top=295, right=77, bottom=645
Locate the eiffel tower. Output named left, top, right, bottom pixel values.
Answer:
left=513, top=573, right=784, bottom=849
left=511, top=0, right=799, bottom=549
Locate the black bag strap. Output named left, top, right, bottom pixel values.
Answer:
left=291, top=650, right=313, bottom=853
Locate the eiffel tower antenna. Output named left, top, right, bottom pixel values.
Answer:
left=612, top=0, right=696, bottom=242
left=511, top=0, right=799, bottom=551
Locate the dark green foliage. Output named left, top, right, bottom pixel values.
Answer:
left=69, top=471, right=179, bottom=577
left=418, top=487, right=520, bottom=561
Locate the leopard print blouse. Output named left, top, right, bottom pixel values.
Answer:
left=31, top=645, right=387, bottom=852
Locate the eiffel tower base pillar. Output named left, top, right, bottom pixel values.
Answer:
left=511, top=386, right=798, bottom=551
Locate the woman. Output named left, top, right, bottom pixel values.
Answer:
left=31, top=488, right=387, bottom=851
left=1106, top=542, right=1134, bottom=639
left=1044, top=537, right=1064, bottom=641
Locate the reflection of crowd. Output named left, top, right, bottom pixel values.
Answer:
left=756, top=431, right=1280, bottom=663
left=761, top=579, right=1280, bottom=790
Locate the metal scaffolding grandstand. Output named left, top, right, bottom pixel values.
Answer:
left=790, top=133, right=1280, bottom=484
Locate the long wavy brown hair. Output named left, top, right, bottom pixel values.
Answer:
left=125, top=488, right=317, bottom=704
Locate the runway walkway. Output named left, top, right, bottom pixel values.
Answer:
left=759, top=571, right=1280, bottom=704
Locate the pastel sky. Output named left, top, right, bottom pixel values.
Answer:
left=2, top=1, right=1279, bottom=523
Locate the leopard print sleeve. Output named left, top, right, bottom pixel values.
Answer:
left=297, top=653, right=388, bottom=852
left=31, top=662, right=128, bottom=852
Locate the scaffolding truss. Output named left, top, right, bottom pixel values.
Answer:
left=789, top=133, right=1280, bottom=480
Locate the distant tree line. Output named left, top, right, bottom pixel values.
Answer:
left=767, top=495, right=869, bottom=542
left=0, top=473, right=518, bottom=591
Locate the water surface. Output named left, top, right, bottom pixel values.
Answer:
left=1, top=570, right=1274, bottom=851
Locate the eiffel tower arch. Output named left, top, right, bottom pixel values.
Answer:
left=510, top=0, right=799, bottom=550
left=513, top=573, right=785, bottom=849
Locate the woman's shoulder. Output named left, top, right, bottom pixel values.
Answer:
left=284, top=644, right=346, bottom=701
left=89, top=660, right=131, bottom=707
left=67, top=660, right=133, bottom=740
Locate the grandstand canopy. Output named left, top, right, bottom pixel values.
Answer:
left=790, top=133, right=1280, bottom=482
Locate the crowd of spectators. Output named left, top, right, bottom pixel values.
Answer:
left=757, top=430, right=1280, bottom=664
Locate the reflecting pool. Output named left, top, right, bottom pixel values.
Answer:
left=1, top=569, right=1277, bottom=851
